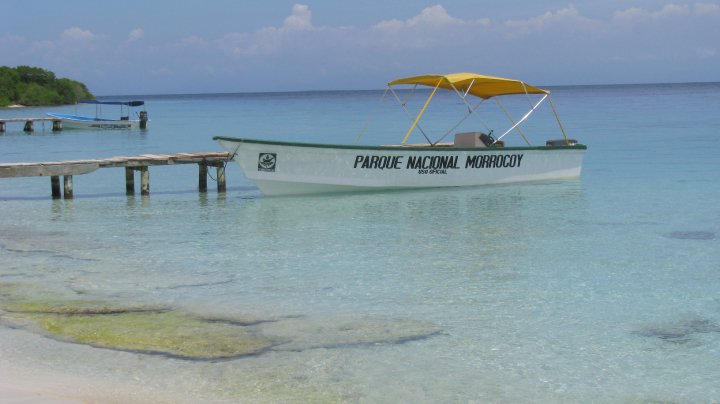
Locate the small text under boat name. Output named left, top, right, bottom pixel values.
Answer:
left=353, top=154, right=524, bottom=174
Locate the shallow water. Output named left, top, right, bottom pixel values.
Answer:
left=1, top=83, right=719, bottom=402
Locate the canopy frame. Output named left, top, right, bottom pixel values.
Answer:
left=79, top=100, right=145, bottom=107
left=388, top=86, right=433, bottom=145
left=383, top=73, right=570, bottom=146
left=76, top=100, right=146, bottom=121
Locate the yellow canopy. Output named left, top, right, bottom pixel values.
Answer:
left=387, top=72, right=549, bottom=99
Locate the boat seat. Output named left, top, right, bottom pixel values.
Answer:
left=454, top=132, right=503, bottom=147
left=454, top=132, right=486, bottom=147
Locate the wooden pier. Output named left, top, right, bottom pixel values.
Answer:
left=0, top=117, right=63, bottom=132
left=0, top=152, right=230, bottom=199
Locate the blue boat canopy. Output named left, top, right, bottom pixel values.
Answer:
left=79, top=100, right=145, bottom=107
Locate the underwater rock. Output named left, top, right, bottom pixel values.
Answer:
left=0, top=299, right=171, bottom=315
left=664, top=231, right=716, bottom=240
left=1, top=295, right=443, bottom=360
left=200, top=313, right=303, bottom=327
left=634, top=316, right=720, bottom=343
left=157, top=278, right=236, bottom=290
left=259, top=316, right=444, bottom=352
left=17, top=310, right=276, bottom=360
left=0, top=282, right=21, bottom=299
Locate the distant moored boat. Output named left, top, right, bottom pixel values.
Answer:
left=47, top=100, right=148, bottom=129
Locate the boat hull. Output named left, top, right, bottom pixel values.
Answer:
left=46, top=113, right=140, bottom=129
left=215, top=137, right=586, bottom=196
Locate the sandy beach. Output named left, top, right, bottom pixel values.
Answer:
left=0, top=374, right=78, bottom=403
left=0, top=386, right=77, bottom=404
left=0, top=357, right=183, bottom=403
left=0, top=325, right=187, bottom=404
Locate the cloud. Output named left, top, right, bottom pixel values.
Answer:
left=0, top=34, right=25, bottom=46
left=217, top=3, right=322, bottom=56
left=613, top=2, right=720, bottom=22
left=612, top=5, right=691, bottom=22
left=694, top=2, right=720, bottom=14
left=406, top=5, right=464, bottom=28
left=209, top=2, right=719, bottom=85
left=61, top=27, right=96, bottom=41
left=9, top=2, right=716, bottom=94
left=179, top=35, right=207, bottom=48
left=372, top=19, right=403, bottom=32
left=696, top=47, right=717, bottom=58
left=476, top=18, right=491, bottom=27
left=373, top=5, right=464, bottom=32
left=127, top=28, right=144, bottom=42
left=503, top=5, right=600, bottom=37
left=0, top=34, right=26, bottom=55
left=30, top=40, right=55, bottom=52
left=216, top=32, right=250, bottom=56
left=366, top=5, right=474, bottom=51
left=283, top=4, right=313, bottom=31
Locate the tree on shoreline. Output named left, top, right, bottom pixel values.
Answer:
left=0, top=66, right=94, bottom=107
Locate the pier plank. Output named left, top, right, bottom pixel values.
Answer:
left=0, top=151, right=230, bottom=198
left=0, top=163, right=99, bottom=178
left=0, top=118, right=58, bottom=123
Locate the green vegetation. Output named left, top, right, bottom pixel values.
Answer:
left=0, top=286, right=442, bottom=363
left=27, top=310, right=276, bottom=359
left=0, top=294, right=275, bottom=360
left=0, top=65, right=94, bottom=107
left=0, top=299, right=171, bottom=315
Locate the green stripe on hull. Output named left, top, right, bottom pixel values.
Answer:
left=213, top=136, right=587, bottom=152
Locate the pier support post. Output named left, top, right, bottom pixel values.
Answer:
left=217, top=164, right=226, bottom=193
left=63, top=175, right=73, bottom=199
left=198, top=163, right=208, bottom=192
left=52, top=120, right=63, bottom=131
left=0, top=122, right=5, bottom=133
left=140, top=166, right=149, bottom=195
left=125, top=167, right=135, bottom=195
left=51, top=176, right=61, bottom=199
left=23, top=120, right=34, bottom=132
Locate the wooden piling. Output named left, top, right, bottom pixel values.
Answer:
left=217, top=164, right=226, bottom=192
left=198, top=163, right=208, bottom=192
left=139, top=111, right=148, bottom=129
left=1, top=117, right=66, bottom=133
left=125, top=167, right=135, bottom=194
left=140, top=166, right=149, bottom=195
left=51, top=176, right=61, bottom=199
left=63, top=175, right=73, bottom=199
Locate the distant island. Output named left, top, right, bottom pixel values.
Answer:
left=0, top=65, right=94, bottom=107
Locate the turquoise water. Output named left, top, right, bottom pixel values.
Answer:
left=1, top=83, right=720, bottom=402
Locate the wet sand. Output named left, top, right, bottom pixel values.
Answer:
left=0, top=375, right=79, bottom=403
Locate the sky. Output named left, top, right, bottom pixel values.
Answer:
left=2, top=0, right=719, bottom=95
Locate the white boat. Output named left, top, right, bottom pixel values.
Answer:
left=47, top=100, right=148, bottom=129
left=215, top=73, right=586, bottom=196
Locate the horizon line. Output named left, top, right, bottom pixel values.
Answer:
left=96, top=80, right=720, bottom=98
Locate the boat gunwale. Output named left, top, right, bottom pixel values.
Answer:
left=213, top=136, right=587, bottom=152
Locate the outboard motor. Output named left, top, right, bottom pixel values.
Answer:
left=139, top=111, right=148, bottom=129
left=479, top=131, right=495, bottom=147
